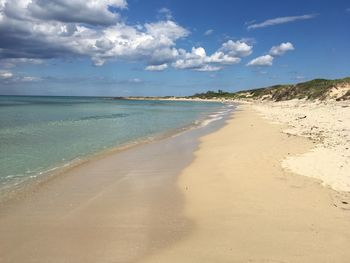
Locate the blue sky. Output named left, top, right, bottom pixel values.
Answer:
left=0, top=0, right=349, bottom=96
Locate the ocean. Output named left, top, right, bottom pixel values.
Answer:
left=0, top=96, right=230, bottom=195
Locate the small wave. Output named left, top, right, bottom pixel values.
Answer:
left=209, top=111, right=226, bottom=118
left=200, top=116, right=224, bottom=127
left=198, top=107, right=234, bottom=128
left=4, top=174, right=24, bottom=179
left=1, top=158, right=81, bottom=190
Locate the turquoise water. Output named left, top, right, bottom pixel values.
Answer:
left=0, top=96, right=227, bottom=193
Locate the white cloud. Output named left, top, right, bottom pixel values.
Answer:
left=219, top=40, right=253, bottom=57
left=0, top=0, right=189, bottom=67
left=248, top=42, right=294, bottom=67
left=171, top=40, right=250, bottom=72
left=0, top=1, right=252, bottom=73
left=145, top=64, right=168, bottom=71
left=247, top=55, right=274, bottom=66
left=89, top=20, right=190, bottom=66
left=0, top=70, right=41, bottom=82
left=0, top=70, right=13, bottom=79
left=204, top=29, right=214, bottom=36
left=144, top=20, right=189, bottom=41
left=247, top=14, right=318, bottom=30
left=172, top=47, right=207, bottom=70
left=269, top=42, right=294, bottom=56
left=207, top=51, right=241, bottom=64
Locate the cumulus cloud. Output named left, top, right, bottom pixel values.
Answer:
left=0, top=1, right=253, bottom=72
left=247, top=14, right=318, bottom=30
left=144, top=20, right=189, bottom=42
left=170, top=40, right=252, bottom=72
left=219, top=40, right=253, bottom=57
left=145, top=64, right=168, bottom=71
left=89, top=20, right=190, bottom=66
left=269, top=42, right=294, bottom=56
left=247, top=55, right=274, bottom=66
left=148, top=48, right=179, bottom=66
left=0, top=1, right=189, bottom=66
left=28, top=0, right=127, bottom=25
left=172, top=47, right=208, bottom=70
left=247, top=42, right=294, bottom=67
left=207, top=51, right=241, bottom=64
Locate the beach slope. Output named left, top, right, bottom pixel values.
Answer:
left=141, top=105, right=350, bottom=263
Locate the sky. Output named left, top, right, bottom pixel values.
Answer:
left=0, top=0, right=349, bottom=96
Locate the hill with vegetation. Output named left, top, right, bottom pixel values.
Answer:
left=190, top=77, right=350, bottom=101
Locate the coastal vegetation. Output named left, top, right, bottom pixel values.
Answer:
left=190, top=77, right=350, bottom=101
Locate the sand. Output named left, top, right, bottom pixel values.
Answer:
left=1, top=104, right=350, bottom=262
left=252, top=99, right=350, bottom=192
left=140, top=105, right=350, bottom=263
left=0, top=125, right=211, bottom=263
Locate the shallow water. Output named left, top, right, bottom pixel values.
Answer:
left=0, top=96, right=227, bottom=193
left=0, top=100, right=235, bottom=263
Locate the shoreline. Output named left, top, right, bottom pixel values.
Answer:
left=141, top=104, right=350, bottom=262
left=0, top=104, right=231, bottom=263
left=157, top=97, right=350, bottom=193
left=1, top=103, right=350, bottom=262
left=0, top=103, right=233, bottom=205
left=120, top=97, right=228, bottom=102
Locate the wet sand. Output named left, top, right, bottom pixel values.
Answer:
left=141, top=105, right=350, bottom=263
left=0, top=118, right=225, bottom=263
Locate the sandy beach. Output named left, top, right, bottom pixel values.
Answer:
left=0, top=123, right=211, bottom=263
left=1, top=104, right=350, bottom=262
left=252, top=99, right=350, bottom=192
left=141, top=105, right=350, bottom=262
left=0, top=0, right=349, bottom=261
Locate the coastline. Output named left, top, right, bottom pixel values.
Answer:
left=0, top=104, right=231, bottom=263
left=118, top=97, right=230, bottom=102
left=146, top=96, right=350, bottom=193
left=0, top=101, right=231, bottom=205
left=1, top=103, right=350, bottom=262
left=0, top=0, right=348, bottom=261
left=141, top=104, right=350, bottom=262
